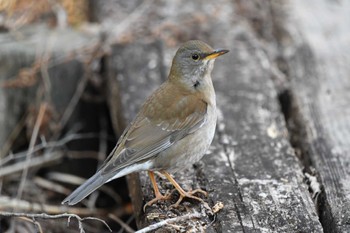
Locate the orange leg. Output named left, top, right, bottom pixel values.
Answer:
left=143, top=171, right=171, bottom=211
left=161, top=171, right=208, bottom=208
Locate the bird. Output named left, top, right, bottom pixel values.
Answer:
left=62, top=40, right=229, bottom=209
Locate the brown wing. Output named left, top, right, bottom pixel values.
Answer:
left=99, top=82, right=208, bottom=175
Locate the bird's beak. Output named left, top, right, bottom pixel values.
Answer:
left=203, top=49, right=229, bottom=60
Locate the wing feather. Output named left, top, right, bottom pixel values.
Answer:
left=99, top=84, right=208, bottom=176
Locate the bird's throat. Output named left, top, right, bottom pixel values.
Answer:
left=193, top=80, right=200, bottom=89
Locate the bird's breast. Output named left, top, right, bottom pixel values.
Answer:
left=151, top=104, right=217, bottom=172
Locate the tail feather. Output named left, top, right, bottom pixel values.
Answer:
left=62, top=161, right=150, bottom=205
left=62, top=172, right=105, bottom=205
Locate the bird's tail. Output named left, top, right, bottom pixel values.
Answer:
left=62, top=172, right=106, bottom=205
left=62, top=160, right=148, bottom=205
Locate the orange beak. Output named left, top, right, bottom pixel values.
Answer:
left=203, top=49, right=229, bottom=60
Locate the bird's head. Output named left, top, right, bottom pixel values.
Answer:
left=169, top=40, right=229, bottom=90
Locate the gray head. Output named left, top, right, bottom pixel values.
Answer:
left=169, top=40, right=229, bottom=89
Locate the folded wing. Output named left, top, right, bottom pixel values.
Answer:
left=101, top=92, right=208, bottom=176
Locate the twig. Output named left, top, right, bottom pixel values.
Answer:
left=0, top=151, right=64, bottom=178
left=0, top=212, right=112, bottom=233
left=0, top=39, right=101, bottom=87
left=0, top=133, right=101, bottom=167
left=58, top=72, right=89, bottom=133
left=0, top=196, right=119, bottom=216
left=0, top=111, right=28, bottom=159
left=33, top=176, right=71, bottom=195
left=106, top=0, right=154, bottom=45
left=48, top=0, right=67, bottom=29
left=135, top=212, right=202, bottom=233
left=98, top=112, right=108, bottom=168
left=118, top=215, right=135, bottom=233
left=56, top=41, right=105, bottom=135
left=39, top=29, right=55, bottom=104
left=17, top=216, right=43, bottom=233
left=17, top=103, right=48, bottom=199
left=109, top=213, right=135, bottom=233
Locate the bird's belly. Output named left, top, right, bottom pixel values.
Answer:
left=152, top=107, right=217, bottom=173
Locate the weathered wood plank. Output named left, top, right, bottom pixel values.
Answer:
left=107, top=9, right=323, bottom=232
left=283, top=1, right=350, bottom=232
left=203, top=26, right=322, bottom=232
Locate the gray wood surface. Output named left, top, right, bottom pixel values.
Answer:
left=282, top=1, right=350, bottom=232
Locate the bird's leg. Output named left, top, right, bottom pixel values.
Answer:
left=162, top=171, right=208, bottom=208
left=143, top=171, right=171, bottom=211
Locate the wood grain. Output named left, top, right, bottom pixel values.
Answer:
left=283, top=1, right=350, bottom=232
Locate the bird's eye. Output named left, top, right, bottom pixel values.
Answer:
left=191, top=53, right=200, bottom=61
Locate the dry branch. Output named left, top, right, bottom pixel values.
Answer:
left=0, top=151, right=64, bottom=178
left=16, top=216, right=43, bottom=233
left=0, top=211, right=112, bottom=233
left=17, top=103, right=48, bottom=199
left=135, top=212, right=202, bottom=233
left=109, top=213, right=135, bottom=233
left=0, top=132, right=100, bottom=166
left=0, top=196, right=117, bottom=216
left=105, top=0, right=155, bottom=45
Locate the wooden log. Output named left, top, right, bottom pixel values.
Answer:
left=282, top=1, right=350, bottom=232
left=107, top=33, right=322, bottom=233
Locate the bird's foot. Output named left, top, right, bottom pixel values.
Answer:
left=170, top=188, right=208, bottom=208
left=143, top=190, right=171, bottom=211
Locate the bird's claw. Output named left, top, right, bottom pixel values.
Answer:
left=170, top=188, right=208, bottom=208
left=143, top=190, right=171, bottom=211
